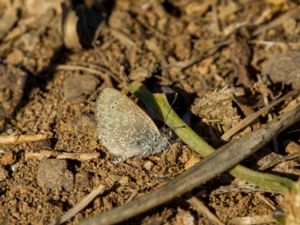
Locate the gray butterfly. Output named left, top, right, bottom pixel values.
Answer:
left=96, top=88, right=168, bottom=161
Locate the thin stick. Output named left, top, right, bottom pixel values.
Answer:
left=229, top=215, right=276, bottom=224
left=0, top=134, right=47, bottom=144
left=25, top=150, right=100, bottom=161
left=221, top=90, right=297, bottom=140
left=57, top=184, right=106, bottom=224
left=56, top=64, right=120, bottom=84
left=253, top=8, right=300, bottom=36
left=187, top=197, right=224, bottom=225
left=110, top=28, right=136, bottom=48
left=164, top=40, right=231, bottom=71
left=212, top=1, right=221, bottom=34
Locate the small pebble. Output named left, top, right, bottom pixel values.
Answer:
left=285, top=141, right=300, bottom=154
left=175, top=208, right=195, bottom=225
left=119, top=176, right=130, bottom=185
left=37, top=159, right=74, bottom=192
left=107, top=174, right=122, bottom=183
left=143, top=160, right=154, bottom=171
left=0, top=152, right=15, bottom=166
left=0, top=165, right=8, bottom=181
left=63, top=74, right=99, bottom=102
left=184, top=154, right=200, bottom=170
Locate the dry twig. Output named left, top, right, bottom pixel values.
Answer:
left=0, top=1, right=19, bottom=41
left=164, top=40, right=231, bottom=71
left=0, top=134, right=47, bottom=144
left=55, top=64, right=120, bottom=85
left=229, top=215, right=276, bottom=225
left=57, top=184, right=106, bottom=224
left=187, top=197, right=224, bottom=225
left=253, top=8, right=300, bottom=36
left=25, top=150, right=100, bottom=161
left=221, top=91, right=297, bottom=140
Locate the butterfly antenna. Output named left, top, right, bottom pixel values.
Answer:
left=162, top=92, right=178, bottom=134
left=165, top=92, right=188, bottom=133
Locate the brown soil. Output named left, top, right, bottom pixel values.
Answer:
left=0, top=0, right=299, bottom=224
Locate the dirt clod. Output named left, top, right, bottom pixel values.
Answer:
left=0, top=165, right=8, bottom=181
left=262, top=51, right=300, bottom=88
left=143, top=160, right=154, bottom=171
left=0, top=152, right=15, bottom=166
left=192, top=88, right=240, bottom=135
left=0, top=64, right=27, bottom=129
left=37, top=159, right=74, bottom=192
left=63, top=74, right=99, bottom=102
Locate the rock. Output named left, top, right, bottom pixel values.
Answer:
left=262, top=51, right=300, bottom=89
left=37, top=159, right=74, bottom=192
left=0, top=165, right=8, bottom=181
left=63, top=74, right=99, bottom=102
left=0, top=152, right=15, bottom=166
left=143, top=160, right=154, bottom=171
left=0, top=64, right=27, bottom=120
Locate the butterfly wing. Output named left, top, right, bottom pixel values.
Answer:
left=96, top=88, right=167, bottom=160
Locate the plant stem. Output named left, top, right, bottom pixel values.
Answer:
left=128, top=82, right=296, bottom=193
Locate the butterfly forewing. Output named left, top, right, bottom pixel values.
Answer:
left=96, top=88, right=168, bottom=160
